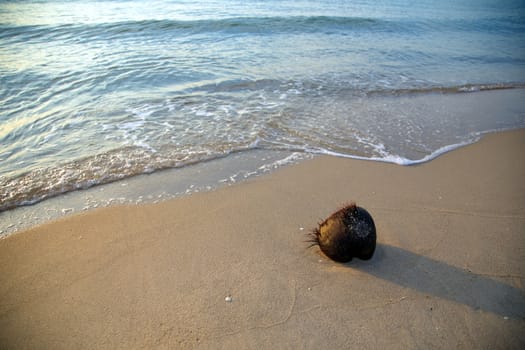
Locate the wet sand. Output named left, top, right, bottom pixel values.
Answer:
left=1, top=129, right=524, bottom=349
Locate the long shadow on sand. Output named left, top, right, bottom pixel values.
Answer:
left=349, top=244, right=525, bottom=319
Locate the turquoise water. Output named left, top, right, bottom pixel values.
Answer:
left=1, top=0, right=525, bottom=211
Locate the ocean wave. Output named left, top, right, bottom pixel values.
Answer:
left=0, top=15, right=427, bottom=44
left=3, top=14, right=523, bottom=45
left=0, top=144, right=255, bottom=212
left=182, top=78, right=525, bottom=98
left=365, top=83, right=525, bottom=97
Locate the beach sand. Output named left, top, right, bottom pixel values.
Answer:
left=1, top=129, right=524, bottom=349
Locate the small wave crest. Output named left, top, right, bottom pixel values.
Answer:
left=180, top=78, right=525, bottom=99
left=365, top=83, right=525, bottom=97
left=0, top=143, right=259, bottom=212
left=0, top=16, right=393, bottom=44
left=4, top=13, right=521, bottom=45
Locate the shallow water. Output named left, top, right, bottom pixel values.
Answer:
left=1, top=0, right=525, bottom=212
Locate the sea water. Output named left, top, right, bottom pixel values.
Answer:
left=1, top=0, right=525, bottom=219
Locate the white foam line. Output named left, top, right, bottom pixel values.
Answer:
left=305, top=137, right=482, bottom=166
left=257, top=152, right=308, bottom=171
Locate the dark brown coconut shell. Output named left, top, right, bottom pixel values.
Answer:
left=309, top=203, right=376, bottom=263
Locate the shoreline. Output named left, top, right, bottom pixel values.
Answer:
left=2, top=87, right=525, bottom=225
left=0, top=149, right=311, bottom=239
left=1, top=126, right=523, bottom=239
left=1, top=128, right=524, bottom=348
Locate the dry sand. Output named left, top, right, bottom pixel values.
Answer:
left=1, top=129, right=524, bottom=349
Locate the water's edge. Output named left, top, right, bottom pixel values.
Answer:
left=0, top=149, right=311, bottom=238
left=3, top=87, right=524, bottom=214
left=1, top=127, right=522, bottom=239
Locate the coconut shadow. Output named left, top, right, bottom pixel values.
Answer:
left=346, top=244, right=525, bottom=319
